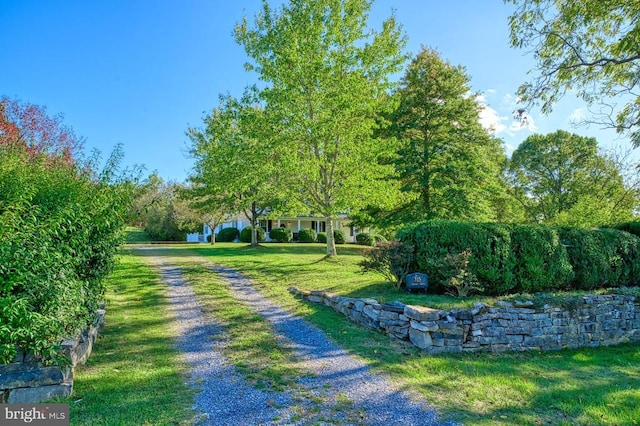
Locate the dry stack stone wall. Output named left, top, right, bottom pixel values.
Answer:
left=290, top=289, right=640, bottom=353
left=0, top=309, right=105, bottom=403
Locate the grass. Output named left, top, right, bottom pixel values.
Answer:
left=124, top=226, right=153, bottom=243
left=64, top=249, right=195, bottom=425
left=156, top=242, right=640, bottom=426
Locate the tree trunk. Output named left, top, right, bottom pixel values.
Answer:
left=206, top=222, right=216, bottom=245
left=325, top=218, right=337, bottom=257
left=251, top=201, right=258, bottom=247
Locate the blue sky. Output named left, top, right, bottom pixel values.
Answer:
left=2, top=0, right=634, bottom=182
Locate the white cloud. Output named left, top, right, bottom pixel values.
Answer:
left=478, top=103, right=507, bottom=134
left=569, top=108, right=585, bottom=124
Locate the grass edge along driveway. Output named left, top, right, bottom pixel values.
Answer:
left=183, top=242, right=640, bottom=426
left=65, top=248, right=195, bottom=426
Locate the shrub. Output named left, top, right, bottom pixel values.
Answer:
left=317, top=232, right=327, bottom=243
left=356, top=233, right=375, bottom=246
left=360, top=240, right=416, bottom=288
left=0, top=144, right=135, bottom=364
left=298, top=228, right=317, bottom=243
left=558, top=227, right=640, bottom=289
left=509, top=224, right=573, bottom=293
left=608, top=222, right=640, bottom=238
left=269, top=227, right=293, bottom=242
left=374, top=234, right=388, bottom=243
left=333, top=229, right=346, bottom=244
left=239, top=226, right=266, bottom=243
left=437, top=249, right=484, bottom=297
left=216, top=227, right=239, bottom=242
left=397, top=221, right=516, bottom=295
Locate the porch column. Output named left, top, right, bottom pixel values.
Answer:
left=297, top=220, right=301, bottom=232
left=277, top=219, right=281, bottom=228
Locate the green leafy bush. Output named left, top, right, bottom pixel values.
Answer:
left=316, top=232, right=327, bottom=243
left=374, top=234, right=388, bottom=243
left=509, top=224, right=573, bottom=293
left=356, top=233, right=375, bottom=246
left=0, top=144, right=135, bottom=364
left=298, top=228, right=317, bottom=243
left=608, top=222, right=640, bottom=238
left=334, top=229, right=346, bottom=244
left=397, top=221, right=516, bottom=295
left=216, top=227, right=239, bottom=242
left=437, top=249, right=484, bottom=297
left=239, top=226, right=266, bottom=243
left=558, top=227, right=640, bottom=289
left=360, top=240, right=416, bottom=288
left=269, top=227, right=293, bottom=242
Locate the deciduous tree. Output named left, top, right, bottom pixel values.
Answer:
left=235, top=0, right=406, bottom=256
left=507, top=130, right=638, bottom=226
left=506, top=0, right=640, bottom=145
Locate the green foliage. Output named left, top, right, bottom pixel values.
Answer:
left=216, top=227, right=239, bottom=242
left=356, top=233, right=375, bottom=246
left=374, top=234, right=388, bottom=243
left=509, top=224, right=574, bottom=293
left=298, top=228, right=317, bottom=243
left=316, top=232, right=327, bottom=243
left=235, top=0, right=407, bottom=256
left=437, top=249, right=484, bottom=297
left=397, top=221, right=516, bottom=295
left=558, top=227, right=640, bottom=289
left=360, top=240, right=416, bottom=288
left=239, top=226, right=266, bottom=243
left=382, top=47, right=508, bottom=225
left=608, top=222, right=640, bottom=238
left=0, top=144, right=135, bottom=364
left=507, top=0, right=640, bottom=145
left=396, top=220, right=640, bottom=295
left=507, top=131, right=636, bottom=226
left=333, top=229, right=346, bottom=245
left=269, top=227, right=293, bottom=243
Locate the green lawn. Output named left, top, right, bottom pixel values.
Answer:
left=65, top=249, right=195, bottom=425
left=170, top=242, right=640, bottom=426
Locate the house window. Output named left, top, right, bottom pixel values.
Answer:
left=259, top=219, right=273, bottom=232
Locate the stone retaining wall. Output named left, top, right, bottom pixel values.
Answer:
left=0, top=309, right=105, bottom=403
left=289, top=288, right=640, bottom=353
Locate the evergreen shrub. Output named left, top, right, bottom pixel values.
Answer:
left=334, top=229, right=346, bottom=244
left=269, top=227, right=293, bottom=242
left=239, top=226, right=266, bottom=243
left=216, top=227, right=239, bottom=242
left=356, top=233, right=375, bottom=246
left=317, top=232, right=327, bottom=243
left=298, top=228, right=317, bottom=243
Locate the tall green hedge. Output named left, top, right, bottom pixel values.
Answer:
left=558, top=227, right=640, bottom=289
left=0, top=145, right=135, bottom=363
left=396, top=220, right=640, bottom=295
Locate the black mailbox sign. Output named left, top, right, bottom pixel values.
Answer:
left=405, top=272, right=428, bottom=293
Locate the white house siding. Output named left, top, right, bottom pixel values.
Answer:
left=203, top=216, right=364, bottom=243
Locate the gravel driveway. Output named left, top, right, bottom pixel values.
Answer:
left=142, top=249, right=459, bottom=426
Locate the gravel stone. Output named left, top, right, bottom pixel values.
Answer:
left=142, top=248, right=460, bottom=426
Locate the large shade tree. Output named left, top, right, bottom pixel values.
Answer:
left=506, top=0, right=640, bottom=145
left=235, top=0, right=407, bottom=256
left=507, top=130, right=638, bottom=226
left=186, top=93, right=285, bottom=247
left=383, top=47, right=508, bottom=224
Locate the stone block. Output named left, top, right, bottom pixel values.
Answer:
left=363, top=305, right=380, bottom=321
left=353, top=300, right=365, bottom=312
left=379, top=310, right=399, bottom=320
left=7, top=383, right=72, bottom=403
left=404, top=305, right=441, bottom=321
left=0, top=367, right=65, bottom=389
left=409, top=328, right=432, bottom=349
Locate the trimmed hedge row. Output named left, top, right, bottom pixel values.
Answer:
left=396, top=221, right=640, bottom=295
